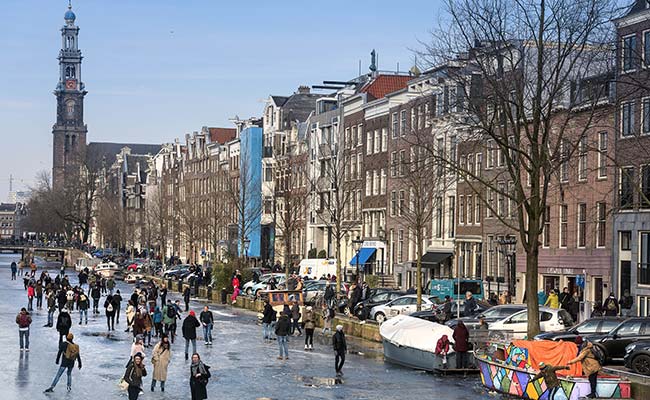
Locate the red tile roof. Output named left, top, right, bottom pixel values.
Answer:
left=208, top=127, right=237, bottom=145
left=359, top=75, right=411, bottom=100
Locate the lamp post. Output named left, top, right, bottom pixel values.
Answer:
left=243, top=237, right=251, bottom=269
left=352, top=235, right=363, bottom=283
left=497, top=236, right=517, bottom=302
left=378, top=227, right=386, bottom=286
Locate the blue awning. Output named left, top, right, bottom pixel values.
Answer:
left=348, top=248, right=376, bottom=266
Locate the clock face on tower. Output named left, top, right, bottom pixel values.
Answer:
left=65, top=79, right=76, bottom=90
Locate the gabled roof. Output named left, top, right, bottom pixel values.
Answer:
left=359, top=75, right=411, bottom=101
left=87, top=142, right=162, bottom=170
left=271, top=96, right=289, bottom=107
left=125, top=154, right=152, bottom=183
left=280, top=93, right=322, bottom=123
left=625, top=0, right=650, bottom=17
left=207, top=127, right=236, bottom=145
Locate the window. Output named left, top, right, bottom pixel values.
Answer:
left=374, top=130, right=380, bottom=153
left=620, top=167, right=635, bottom=209
left=390, top=191, right=397, bottom=216
left=390, top=152, right=397, bottom=177
left=645, top=31, right=650, bottom=67
left=400, top=110, right=407, bottom=136
left=380, top=169, right=386, bottom=195
left=65, top=100, right=75, bottom=117
left=468, top=154, right=475, bottom=178
left=621, top=231, right=632, bottom=251
left=543, top=206, right=550, bottom=247
left=597, top=202, right=606, bottom=248
left=467, top=195, right=473, bottom=224
left=560, top=204, right=568, bottom=248
left=365, top=170, right=371, bottom=196
left=357, top=153, right=362, bottom=179
left=475, top=153, right=483, bottom=178
left=622, top=35, right=637, bottom=72
left=578, top=135, right=587, bottom=181
left=436, top=196, right=443, bottom=238
left=577, top=203, right=586, bottom=248
left=560, top=140, right=569, bottom=182
left=449, top=136, right=457, bottom=164
left=392, top=113, right=398, bottom=138
left=486, top=188, right=494, bottom=218
left=436, top=92, right=444, bottom=116
left=437, top=138, right=445, bottom=177
left=643, top=165, right=650, bottom=208
left=459, top=156, right=467, bottom=180
left=366, top=130, right=373, bottom=154
left=621, top=101, right=635, bottom=137
left=357, top=125, right=363, bottom=146
left=598, top=132, right=607, bottom=178
left=399, top=191, right=405, bottom=216
left=399, top=150, right=406, bottom=176
left=448, top=196, right=455, bottom=238
left=641, top=98, right=650, bottom=135
left=373, top=170, right=379, bottom=196
left=398, top=230, right=404, bottom=263
left=381, top=128, right=388, bottom=152
left=351, top=126, right=357, bottom=146
left=498, top=182, right=506, bottom=217
left=487, top=140, right=495, bottom=169
left=459, top=195, right=465, bottom=224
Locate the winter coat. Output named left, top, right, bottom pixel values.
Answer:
left=464, top=296, right=478, bottom=315
left=452, top=323, right=470, bottom=352
left=333, top=330, right=347, bottom=353
left=126, top=304, right=136, bottom=325
left=262, top=303, right=274, bottom=324
left=143, top=313, right=153, bottom=332
left=36, top=282, right=43, bottom=296
left=274, top=315, right=291, bottom=336
left=199, top=310, right=214, bottom=326
left=189, top=362, right=211, bottom=400
left=16, top=312, right=32, bottom=329
left=153, top=308, right=163, bottom=324
left=544, top=293, right=560, bottom=309
left=435, top=335, right=450, bottom=355
left=124, top=362, right=147, bottom=388
left=151, top=342, right=171, bottom=381
left=133, top=315, right=145, bottom=335
left=324, top=286, right=335, bottom=301
left=603, top=297, right=620, bottom=316
left=104, top=296, right=116, bottom=316
left=77, top=294, right=89, bottom=310
left=162, top=305, right=176, bottom=325
left=57, top=340, right=82, bottom=369
left=90, top=286, right=101, bottom=300
left=568, top=345, right=602, bottom=376
left=532, top=365, right=569, bottom=389
left=56, top=311, right=72, bottom=334
left=291, top=304, right=301, bottom=320
left=27, top=286, right=35, bottom=297
left=303, top=309, right=315, bottom=330
left=183, top=288, right=190, bottom=303
left=182, top=315, right=200, bottom=340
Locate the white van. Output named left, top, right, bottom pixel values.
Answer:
left=298, top=258, right=337, bottom=279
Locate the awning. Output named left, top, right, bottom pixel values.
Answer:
left=420, top=251, right=453, bottom=267
left=348, top=248, right=376, bottom=266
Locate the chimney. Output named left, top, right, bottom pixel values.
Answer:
left=297, top=85, right=310, bottom=94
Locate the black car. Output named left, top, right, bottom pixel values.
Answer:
left=412, top=300, right=491, bottom=324
left=624, top=341, right=650, bottom=375
left=589, top=318, right=650, bottom=362
left=446, top=304, right=527, bottom=329
left=534, top=317, right=625, bottom=342
left=353, top=290, right=405, bottom=318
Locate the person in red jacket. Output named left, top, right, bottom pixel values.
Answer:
left=453, top=321, right=470, bottom=369
left=435, top=334, right=451, bottom=367
left=27, top=283, right=35, bottom=311
left=16, top=307, right=32, bottom=351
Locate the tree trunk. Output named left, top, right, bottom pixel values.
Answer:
left=525, top=219, right=541, bottom=338
left=416, top=229, right=423, bottom=311
left=335, top=236, right=342, bottom=294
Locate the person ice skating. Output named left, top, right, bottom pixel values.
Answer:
left=113, top=290, right=123, bottom=324
left=291, top=301, right=302, bottom=336
left=182, top=310, right=200, bottom=360
left=275, top=311, right=291, bottom=360
left=44, top=332, right=82, bottom=393
left=90, top=283, right=101, bottom=314
left=77, top=290, right=89, bottom=325
left=190, top=353, right=211, bottom=400
left=11, top=261, right=17, bottom=280
left=183, top=286, right=191, bottom=311
left=46, top=289, right=57, bottom=327
left=322, top=303, right=333, bottom=334
left=303, top=306, right=315, bottom=350
left=333, top=324, right=347, bottom=376
left=36, top=280, right=44, bottom=310
left=56, top=308, right=72, bottom=344
left=104, top=294, right=117, bottom=331
left=568, top=340, right=602, bottom=398
left=125, top=300, right=136, bottom=332
left=152, top=306, right=163, bottom=337
left=262, top=299, right=275, bottom=342
left=532, top=362, right=570, bottom=398
left=123, top=352, right=147, bottom=400
left=151, top=334, right=171, bottom=392
left=453, top=320, right=470, bottom=369
left=199, top=305, right=214, bottom=345
left=143, top=310, right=153, bottom=347
left=16, top=307, right=32, bottom=351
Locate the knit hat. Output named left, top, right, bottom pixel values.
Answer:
left=189, top=310, right=195, bottom=316
left=336, top=325, right=343, bottom=331
left=575, top=336, right=584, bottom=346
left=67, top=333, right=74, bottom=341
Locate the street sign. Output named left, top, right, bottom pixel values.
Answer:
left=576, top=274, right=585, bottom=289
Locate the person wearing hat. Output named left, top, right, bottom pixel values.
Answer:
left=333, top=325, right=347, bottom=376
left=531, top=362, right=569, bottom=398
left=182, top=310, right=200, bottom=360
left=124, top=352, right=147, bottom=400
left=568, top=340, right=602, bottom=398
left=303, top=305, right=315, bottom=350
left=574, top=336, right=584, bottom=355
left=44, top=332, right=82, bottom=393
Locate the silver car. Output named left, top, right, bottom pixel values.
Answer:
left=370, top=295, right=436, bottom=323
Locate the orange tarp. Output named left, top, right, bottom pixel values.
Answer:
left=512, top=340, right=583, bottom=376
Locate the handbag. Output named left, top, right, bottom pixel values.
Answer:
left=118, top=378, right=128, bottom=390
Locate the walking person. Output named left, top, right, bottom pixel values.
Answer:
left=162, top=300, right=177, bottom=343
left=620, top=290, right=634, bottom=317
left=11, top=260, right=17, bottom=280
left=183, top=286, right=191, bottom=312
left=107, top=277, right=115, bottom=295
left=568, top=340, right=602, bottom=398
left=275, top=311, right=291, bottom=360
left=182, top=310, right=200, bottom=360
left=27, top=283, right=35, bottom=311
left=199, top=305, right=214, bottom=345
left=77, top=291, right=89, bottom=325
left=333, top=324, right=347, bottom=376
left=65, top=287, right=75, bottom=311
left=321, top=303, right=333, bottom=334
left=123, top=352, right=147, bottom=400
left=143, top=310, right=153, bottom=347
left=160, top=285, right=167, bottom=307
left=303, top=306, right=315, bottom=350
left=150, top=334, right=171, bottom=392
left=16, top=307, right=32, bottom=351
left=104, top=294, right=116, bottom=331
left=453, top=320, right=470, bottom=369
left=125, top=300, right=136, bottom=333
left=56, top=308, right=72, bottom=344
left=189, top=353, right=211, bottom=400
left=46, top=289, right=57, bottom=327
left=262, top=299, right=274, bottom=342
left=18, top=259, right=24, bottom=277
left=90, top=284, right=101, bottom=315
left=44, top=332, right=82, bottom=393
left=291, top=301, right=302, bottom=336
left=152, top=306, right=163, bottom=338
left=36, top=280, right=44, bottom=310
left=113, top=289, right=123, bottom=324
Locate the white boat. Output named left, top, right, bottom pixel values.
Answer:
left=380, top=314, right=459, bottom=371
left=94, top=262, right=121, bottom=278
left=75, top=257, right=101, bottom=272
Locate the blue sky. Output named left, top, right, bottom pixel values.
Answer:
left=0, top=1, right=441, bottom=200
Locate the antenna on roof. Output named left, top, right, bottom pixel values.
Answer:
left=358, top=60, right=362, bottom=76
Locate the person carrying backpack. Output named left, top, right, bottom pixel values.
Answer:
left=602, top=292, right=619, bottom=316
left=44, top=332, right=82, bottom=393
left=568, top=340, right=602, bottom=399
left=104, top=294, right=116, bottom=331
left=162, top=300, right=177, bottom=343
left=16, top=307, right=32, bottom=351
left=77, top=291, right=89, bottom=325
left=56, top=308, right=72, bottom=344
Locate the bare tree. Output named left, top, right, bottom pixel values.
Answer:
left=417, top=0, right=618, bottom=336
left=206, top=168, right=232, bottom=264
left=23, top=171, right=65, bottom=236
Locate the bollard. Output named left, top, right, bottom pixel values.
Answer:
left=207, top=285, right=212, bottom=300
left=221, top=288, right=227, bottom=304
left=177, top=279, right=182, bottom=292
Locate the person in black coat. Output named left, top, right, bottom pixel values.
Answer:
left=90, top=284, right=101, bottom=314
left=189, top=353, right=211, bottom=400
left=333, top=325, right=347, bottom=376
left=262, top=300, right=275, bottom=341
left=182, top=311, right=200, bottom=360
left=183, top=287, right=191, bottom=312
left=56, top=309, right=72, bottom=344
left=104, top=294, right=117, bottom=331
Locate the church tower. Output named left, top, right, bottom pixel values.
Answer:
left=52, top=2, right=87, bottom=190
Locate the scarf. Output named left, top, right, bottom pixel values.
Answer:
left=191, top=360, right=208, bottom=377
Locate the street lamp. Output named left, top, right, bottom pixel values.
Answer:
left=377, top=227, right=386, bottom=286
left=243, top=237, right=251, bottom=268
left=497, top=236, right=517, bottom=302
left=352, top=235, right=363, bottom=283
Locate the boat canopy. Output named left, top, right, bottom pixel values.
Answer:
left=379, top=314, right=455, bottom=354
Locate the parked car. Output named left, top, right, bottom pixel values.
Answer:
left=446, top=304, right=526, bottom=329
left=534, top=317, right=626, bottom=342
left=125, top=273, right=145, bottom=284
left=242, top=273, right=286, bottom=296
left=624, top=341, right=650, bottom=375
left=353, top=290, right=405, bottom=318
left=370, top=295, right=437, bottom=323
left=303, top=280, right=348, bottom=304
left=162, top=264, right=192, bottom=280
left=126, top=259, right=147, bottom=272
left=488, top=307, right=574, bottom=339
left=588, top=318, right=650, bottom=362
left=412, top=300, right=491, bottom=324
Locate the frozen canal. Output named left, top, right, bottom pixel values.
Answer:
left=1, top=254, right=493, bottom=399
